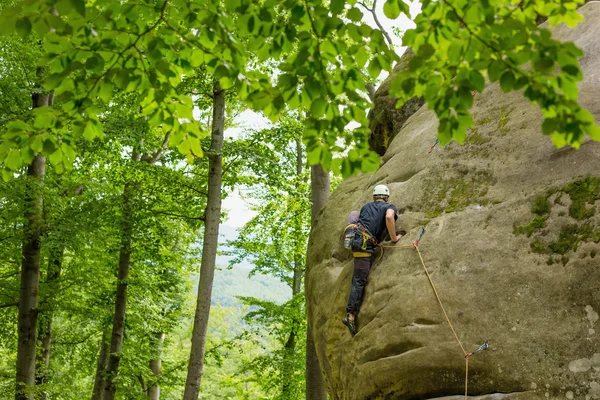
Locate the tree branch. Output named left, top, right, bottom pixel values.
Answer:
left=0, top=302, right=18, bottom=309
left=146, top=130, right=172, bottom=164
left=180, top=183, right=208, bottom=197
left=152, top=210, right=205, bottom=221
left=357, top=0, right=394, bottom=48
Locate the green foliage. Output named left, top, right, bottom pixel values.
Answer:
left=389, top=0, right=599, bottom=149
left=0, top=0, right=397, bottom=177
left=238, top=295, right=306, bottom=399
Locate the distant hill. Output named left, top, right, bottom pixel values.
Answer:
left=188, top=223, right=292, bottom=308
left=210, top=267, right=291, bottom=308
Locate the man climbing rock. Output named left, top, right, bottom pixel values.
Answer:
left=342, top=184, right=400, bottom=336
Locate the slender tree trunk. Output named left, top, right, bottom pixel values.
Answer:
left=35, top=246, right=63, bottom=400
left=305, top=163, right=330, bottom=400
left=91, top=330, right=109, bottom=400
left=15, top=91, right=52, bottom=400
left=309, top=164, right=330, bottom=224
left=183, top=81, right=225, bottom=400
left=147, top=333, right=165, bottom=400
left=282, top=138, right=305, bottom=399
left=103, top=181, right=136, bottom=400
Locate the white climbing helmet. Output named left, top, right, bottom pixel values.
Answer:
left=373, top=184, right=390, bottom=197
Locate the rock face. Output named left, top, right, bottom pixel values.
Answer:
left=306, top=3, right=600, bottom=400
left=368, top=48, right=425, bottom=156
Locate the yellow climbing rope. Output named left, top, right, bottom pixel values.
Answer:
left=414, top=245, right=470, bottom=400
left=382, top=242, right=472, bottom=400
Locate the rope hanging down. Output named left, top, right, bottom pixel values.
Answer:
left=380, top=227, right=488, bottom=399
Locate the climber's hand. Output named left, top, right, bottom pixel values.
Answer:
left=391, top=235, right=402, bottom=243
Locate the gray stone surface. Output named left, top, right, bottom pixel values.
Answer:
left=306, top=3, right=600, bottom=399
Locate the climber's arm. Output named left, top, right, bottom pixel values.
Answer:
left=386, top=209, right=399, bottom=243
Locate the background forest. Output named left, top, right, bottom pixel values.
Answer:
left=0, top=0, right=597, bottom=399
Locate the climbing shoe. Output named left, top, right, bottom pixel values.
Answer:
left=342, top=315, right=357, bottom=336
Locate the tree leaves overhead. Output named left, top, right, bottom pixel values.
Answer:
left=0, top=0, right=398, bottom=178
left=389, top=0, right=595, bottom=148
left=1, top=0, right=596, bottom=178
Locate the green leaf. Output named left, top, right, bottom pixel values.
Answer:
left=585, top=123, right=600, bottom=141
left=61, top=143, right=76, bottom=162
left=499, top=71, right=516, bottom=93
left=402, top=29, right=416, bottom=46
left=98, top=82, right=114, bottom=103
left=331, top=0, right=345, bottom=15
left=542, top=118, right=559, bottom=135
left=16, top=17, right=32, bottom=38
left=551, top=132, right=567, bottom=148
left=177, top=139, right=191, bottom=155
left=2, top=169, right=12, bottom=182
left=190, top=49, right=205, bottom=67
left=30, top=136, right=44, bottom=153
left=417, top=43, right=435, bottom=60
left=0, top=13, right=16, bottom=36
left=468, top=71, right=485, bottom=92
left=457, top=86, right=474, bottom=110
left=448, top=42, right=462, bottom=64
left=367, top=58, right=381, bottom=79
left=48, top=149, right=63, bottom=167
left=310, top=98, right=327, bottom=118
left=225, top=0, right=241, bottom=11
left=4, top=149, right=21, bottom=170
left=383, top=0, right=400, bottom=19
left=7, top=120, right=27, bottom=133
left=43, top=139, right=57, bottom=154
left=488, top=60, right=504, bottom=82
left=347, top=7, right=362, bottom=22
left=70, top=0, right=85, bottom=17
left=189, top=137, right=203, bottom=157
left=83, top=120, right=99, bottom=140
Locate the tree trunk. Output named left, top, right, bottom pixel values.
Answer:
left=147, top=333, right=165, bottom=400
left=35, top=246, right=63, bottom=400
left=183, top=80, right=225, bottom=400
left=305, top=163, right=330, bottom=400
left=15, top=92, right=52, bottom=400
left=282, top=138, right=305, bottom=399
left=91, top=330, right=109, bottom=400
left=103, top=182, right=136, bottom=400
left=309, top=164, right=330, bottom=224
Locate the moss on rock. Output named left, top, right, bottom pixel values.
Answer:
left=515, top=177, right=600, bottom=256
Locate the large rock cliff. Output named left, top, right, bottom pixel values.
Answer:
left=306, top=3, right=600, bottom=399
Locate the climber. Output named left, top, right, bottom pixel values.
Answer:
left=342, top=184, right=400, bottom=336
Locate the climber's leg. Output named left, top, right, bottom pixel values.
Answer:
left=344, top=256, right=372, bottom=335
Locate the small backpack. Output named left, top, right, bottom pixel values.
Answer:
left=343, top=223, right=378, bottom=252
left=344, top=211, right=377, bottom=251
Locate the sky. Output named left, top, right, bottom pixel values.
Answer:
left=220, top=2, right=421, bottom=238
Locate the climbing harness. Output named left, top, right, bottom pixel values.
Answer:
left=344, top=223, right=378, bottom=253
left=381, top=227, right=488, bottom=399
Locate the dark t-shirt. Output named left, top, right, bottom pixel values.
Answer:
left=358, top=201, right=398, bottom=243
